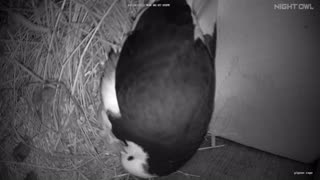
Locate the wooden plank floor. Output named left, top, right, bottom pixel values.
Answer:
left=154, top=137, right=317, bottom=180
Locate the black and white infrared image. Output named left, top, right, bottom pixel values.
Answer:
left=0, top=0, right=320, bottom=180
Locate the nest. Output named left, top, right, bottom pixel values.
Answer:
left=0, top=0, right=151, bottom=179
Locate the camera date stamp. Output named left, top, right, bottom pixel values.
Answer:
left=128, top=3, right=170, bottom=7
left=293, top=171, right=313, bottom=176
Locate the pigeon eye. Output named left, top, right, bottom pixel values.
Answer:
left=127, top=156, right=134, bottom=161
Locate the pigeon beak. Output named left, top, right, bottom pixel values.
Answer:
left=119, top=141, right=128, bottom=155
left=120, top=150, right=126, bottom=156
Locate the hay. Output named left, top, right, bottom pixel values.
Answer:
left=0, top=0, right=151, bottom=179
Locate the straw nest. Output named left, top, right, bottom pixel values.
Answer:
left=0, top=0, right=152, bottom=179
